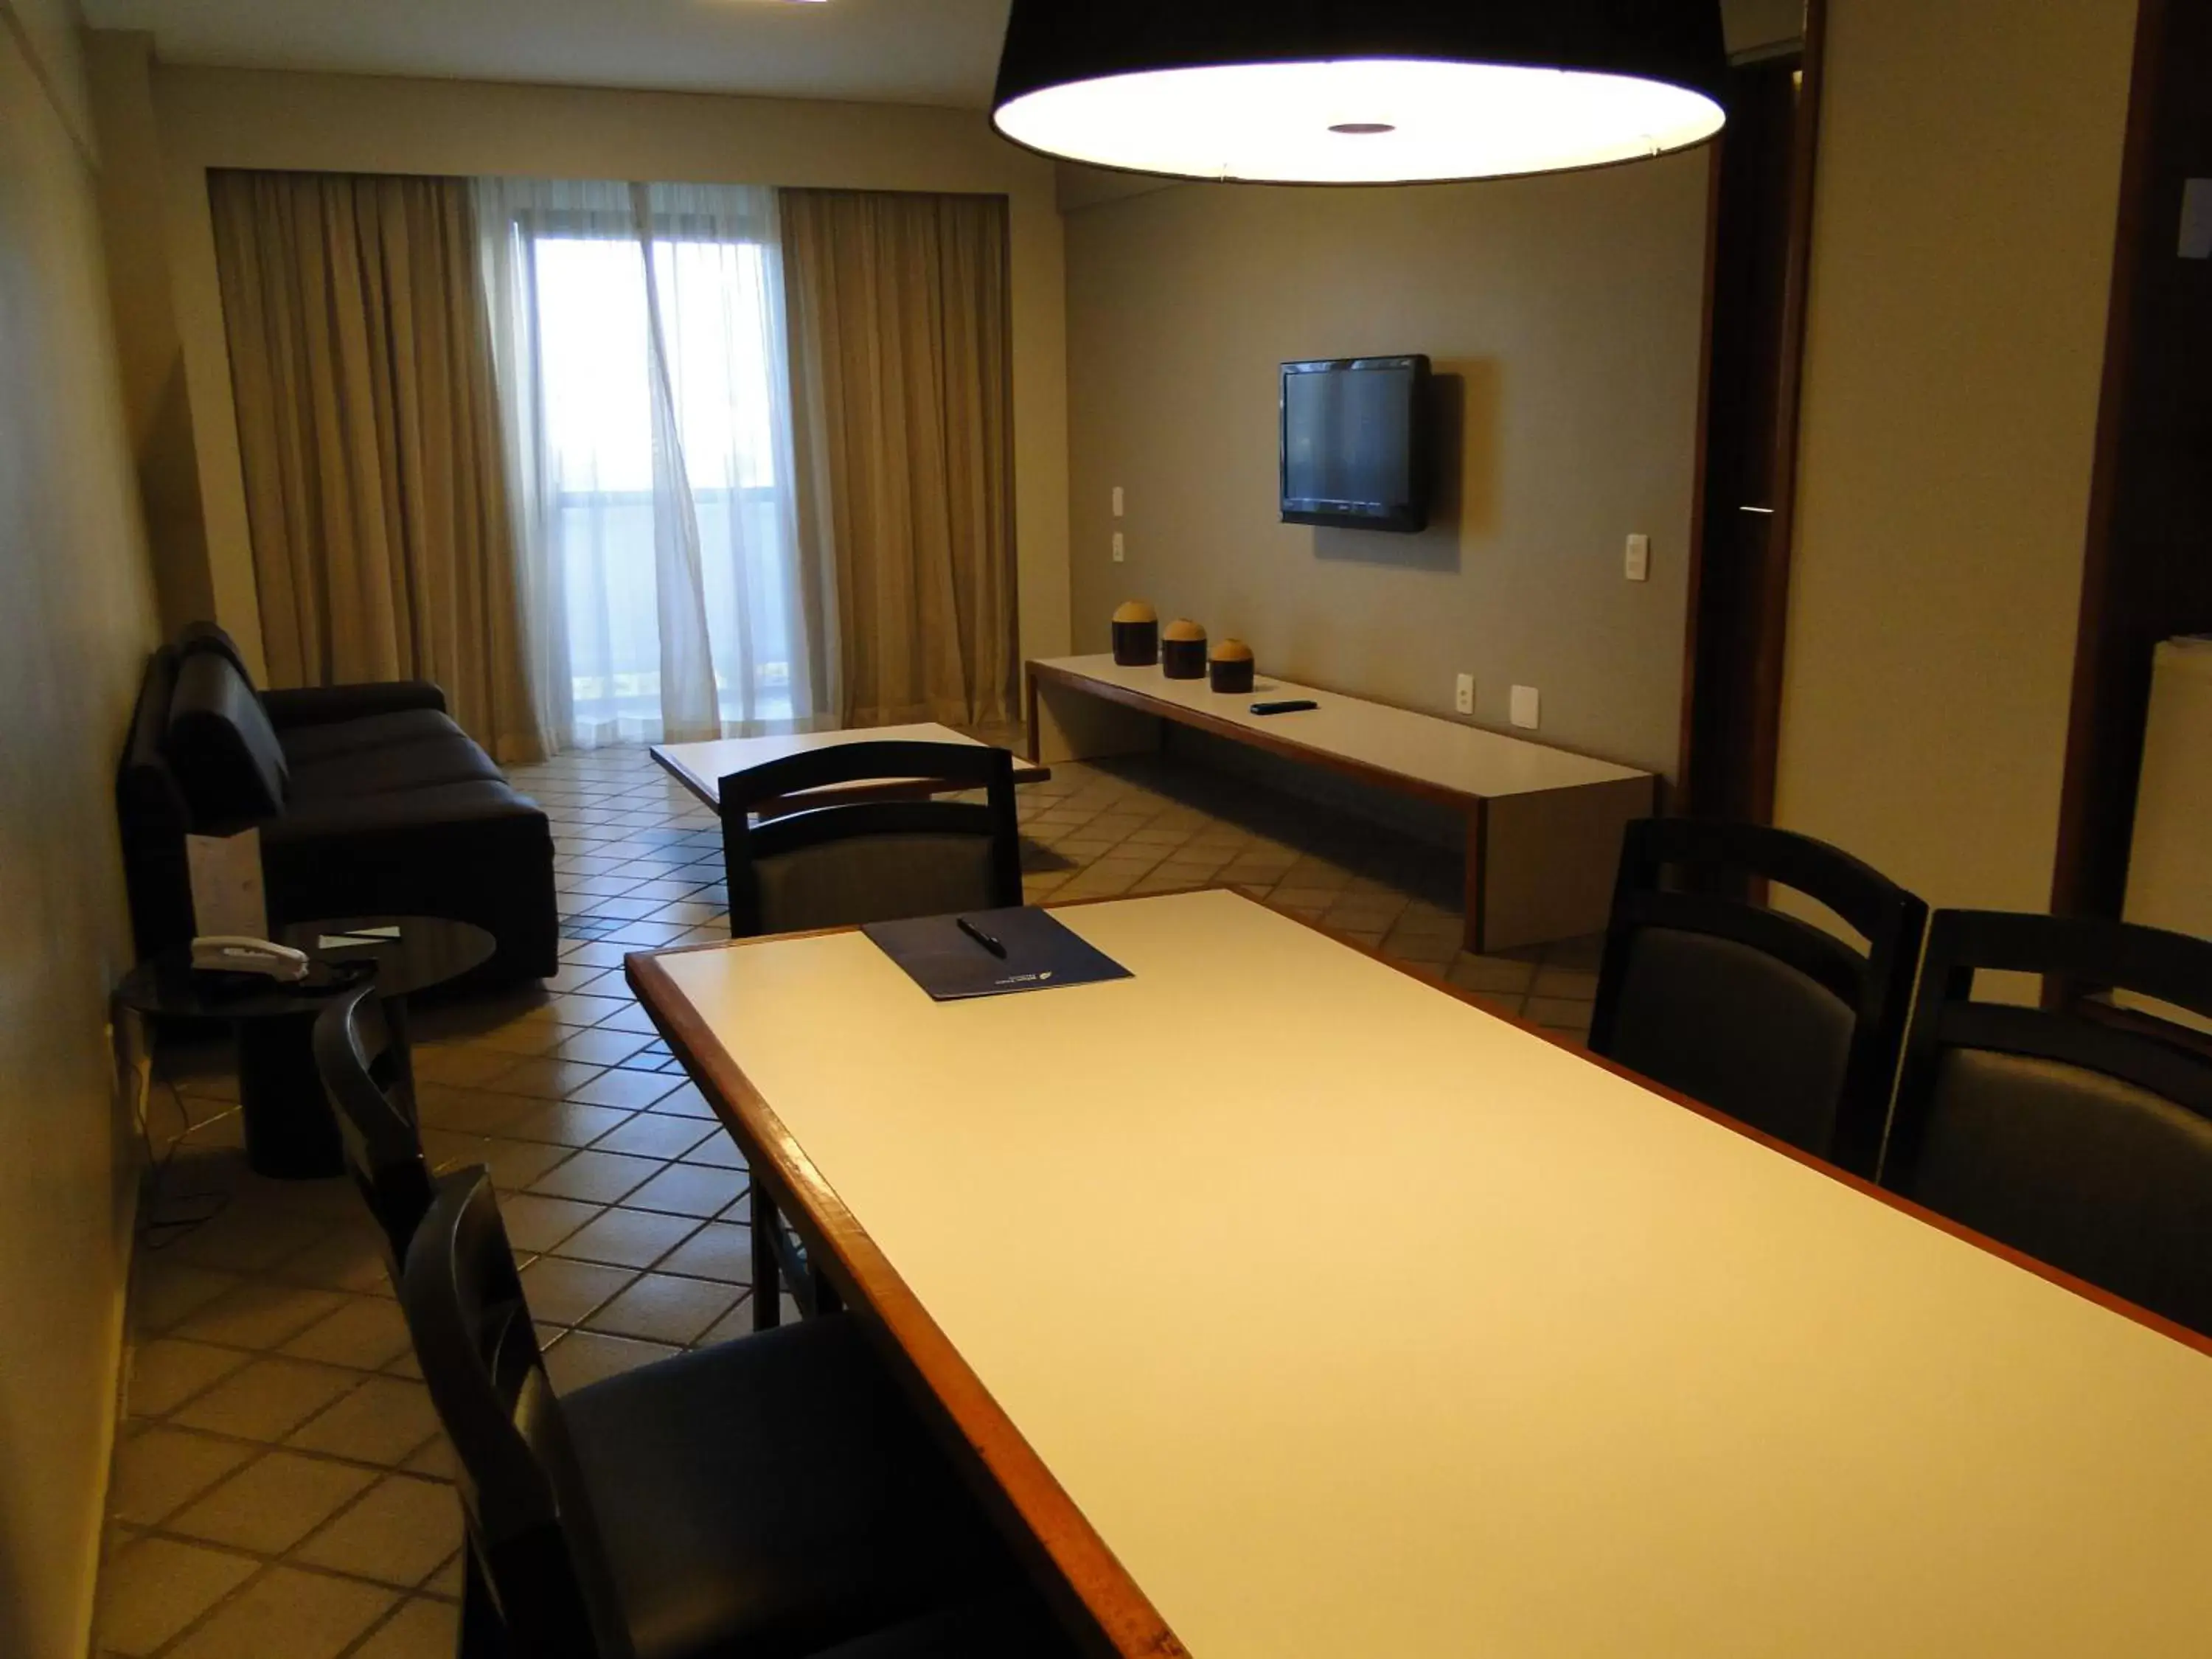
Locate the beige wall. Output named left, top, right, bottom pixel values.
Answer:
left=1062, top=156, right=1711, bottom=779
left=114, top=60, right=1072, bottom=683
left=0, top=4, right=161, bottom=1655
left=83, top=29, right=212, bottom=635
left=1775, top=0, right=2138, bottom=913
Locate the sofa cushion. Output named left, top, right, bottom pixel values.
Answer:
left=287, top=736, right=505, bottom=802
left=278, top=709, right=466, bottom=765
left=167, top=649, right=289, bottom=826
left=262, top=776, right=542, bottom=839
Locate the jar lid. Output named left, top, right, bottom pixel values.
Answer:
left=1164, top=618, right=1206, bottom=641
left=1112, top=600, right=1158, bottom=624
left=1211, top=638, right=1254, bottom=662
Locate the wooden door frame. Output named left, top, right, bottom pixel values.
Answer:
left=2049, top=0, right=2184, bottom=925
left=2045, top=0, right=2212, bottom=1008
left=1674, top=0, right=1829, bottom=822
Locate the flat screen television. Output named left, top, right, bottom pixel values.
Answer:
left=1280, top=355, right=1432, bottom=533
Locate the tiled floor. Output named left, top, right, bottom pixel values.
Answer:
left=97, top=740, right=1599, bottom=1658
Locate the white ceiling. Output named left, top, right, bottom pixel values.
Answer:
left=78, top=2, right=1795, bottom=113
left=78, top=0, right=1018, bottom=108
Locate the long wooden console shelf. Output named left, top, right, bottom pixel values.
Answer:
left=1026, top=654, right=1655, bottom=953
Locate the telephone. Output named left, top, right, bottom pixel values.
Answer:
left=190, top=935, right=312, bottom=983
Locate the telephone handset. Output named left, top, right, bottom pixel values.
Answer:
left=190, top=935, right=312, bottom=983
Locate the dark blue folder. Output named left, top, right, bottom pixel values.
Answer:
left=862, top=906, right=1133, bottom=1002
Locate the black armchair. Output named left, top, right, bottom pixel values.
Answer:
left=401, top=1167, right=1077, bottom=1658
left=1882, top=910, right=2212, bottom=1336
left=1589, top=818, right=1927, bottom=1175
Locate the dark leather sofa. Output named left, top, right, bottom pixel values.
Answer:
left=118, top=624, right=558, bottom=986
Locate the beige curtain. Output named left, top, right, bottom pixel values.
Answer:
left=780, top=189, right=1017, bottom=728
left=209, top=169, right=545, bottom=762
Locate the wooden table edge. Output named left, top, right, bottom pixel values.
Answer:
left=625, top=886, right=2212, bottom=1659
left=1023, top=657, right=1652, bottom=810
left=625, top=914, right=1187, bottom=1659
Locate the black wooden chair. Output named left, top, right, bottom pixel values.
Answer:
left=1589, top=818, right=1928, bottom=1175
left=1881, top=911, right=2212, bottom=1337
left=720, top=740, right=1022, bottom=939
left=400, top=1166, right=1076, bottom=1659
left=313, top=977, right=437, bottom=1284
left=719, top=739, right=1023, bottom=1326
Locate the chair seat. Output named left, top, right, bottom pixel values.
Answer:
left=563, top=1312, right=1023, bottom=1659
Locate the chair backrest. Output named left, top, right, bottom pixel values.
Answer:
left=313, top=978, right=437, bottom=1285
left=403, top=1167, right=633, bottom=1659
left=720, top=741, right=1022, bottom=938
left=1883, top=910, right=2212, bottom=1336
left=1589, top=818, right=1928, bottom=1175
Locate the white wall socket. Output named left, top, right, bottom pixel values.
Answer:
left=1112, top=485, right=1125, bottom=517
left=1510, top=684, right=1541, bottom=729
left=1454, top=673, right=1475, bottom=715
left=1111, top=532, right=1126, bottom=563
left=1625, top=532, right=1650, bottom=582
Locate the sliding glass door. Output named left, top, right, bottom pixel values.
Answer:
left=479, top=181, right=827, bottom=749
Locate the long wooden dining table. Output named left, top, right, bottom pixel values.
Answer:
left=628, top=887, right=2212, bottom=1659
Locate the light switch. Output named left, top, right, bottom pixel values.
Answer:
left=1112, top=486, right=1126, bottom=517
left=1625, top=533, right=1650, bottom=582
left=1111, top=532, right=1126, bottom=563
left=1510, top=685, right=1540, bottom=730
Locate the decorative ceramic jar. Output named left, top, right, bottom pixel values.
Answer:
left=1208, top=637, right=1256, bottom=695
left=1161, top=619, right=1208, bottom=679
left=1111, top=600, right=1160, bottom=667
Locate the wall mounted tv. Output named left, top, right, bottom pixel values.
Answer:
left=1280, top=355, right=1432, bottom=534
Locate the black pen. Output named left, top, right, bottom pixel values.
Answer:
left=956, top=916, right=1008, bottom=959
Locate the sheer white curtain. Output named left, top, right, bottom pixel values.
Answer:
left=476, top=178, right=838, bottom=748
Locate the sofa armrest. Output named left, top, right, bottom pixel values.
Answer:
left=262, top=681, right=448, bottom=728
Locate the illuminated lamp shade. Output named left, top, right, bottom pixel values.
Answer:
left=991, top=0, right=1728, bottom=185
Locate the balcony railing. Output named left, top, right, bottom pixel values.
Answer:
left=554, top=484, right=798, bottom=729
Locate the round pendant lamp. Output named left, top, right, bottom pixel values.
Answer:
left=992, top=1, right=1728, bottom=185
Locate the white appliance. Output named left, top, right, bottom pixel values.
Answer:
left=2120, top=636, right=2212, bottom=1032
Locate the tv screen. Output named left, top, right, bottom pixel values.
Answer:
left=1280, top=355, right=1431, bottom=533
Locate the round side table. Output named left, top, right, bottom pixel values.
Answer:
left=119, top=916, right=495, bottom=1179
